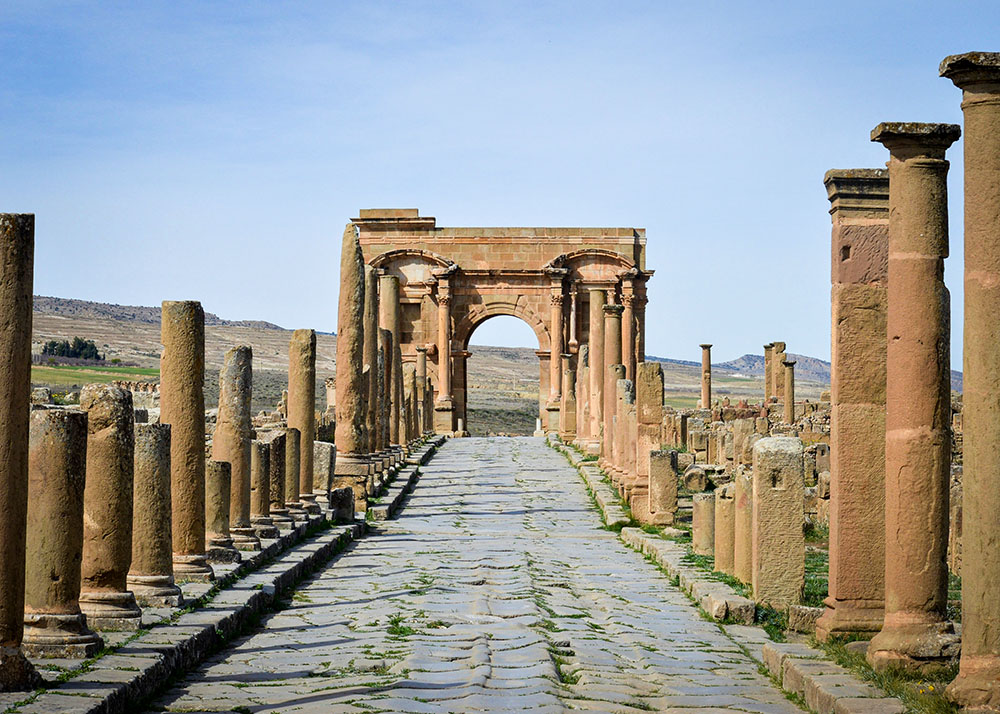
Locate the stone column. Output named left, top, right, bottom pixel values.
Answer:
left=941, top=52, right=1000, bottom=709
left=415, top=347, right=428, bottom=434
left=79, top=384, right=142, bottom=631
left=285, top=427, right=308, bottom=516
left=128, top=423, right=183, bottom=606
left=23, top=408, right=103, bottom=658
left=288, top=328, right=317, bottom=510
left=160, top=300, right=213, bottom=582
left=263, top=431, right=293, bottom=528
left=648, top=450, right=677, bottom=525
left=815, top=168, right=890, bottom=642
left=403, top=364, right=416, bottom=441
left=763, top=343, right=774, bottom=402
left=363, top=266, right=378, bottom=456
left=379, top=275, right=402, bottom=446
left=634, top=362, right=663, bottom=521
left=576, top=344, right=590, bottom=442
left=334, top=224, right=370, bottom=510
left=588, top=289, right=606, bottom=444
left=211, top=345, right=259, bottom=551
left=378, top=329, right=392, bottom=467
left=782, top=361, right=795, bottom=424
left=435, top=280, right=453, bottom=414
left=692, top=492, right=715, bottom=556
left=752, top=436, right=805, bottom=609
left=205, top=461, right=240, bottom=563
left=866, top=121, right=960, bottom=674
left=772, top=341, right=787, bottom=400
left=602, top=304, right=624, bottom=457
left=558, top=360, right=577, bottom=441
left=700, top=344, right=712, bottom=409
left=622, top=291, right=637, bottom=382
left=548, top=282, right=565, bottom=410
left=715, top=483, right=736, bottom=576
left=249, top=439, right=278, bottom=538
left=0, top=215, right=39, bottom=688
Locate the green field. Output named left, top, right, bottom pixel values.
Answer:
left=31, top=364, right=159, bottom=387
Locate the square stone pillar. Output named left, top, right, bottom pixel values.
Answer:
left=648, top=450, right=677, bottom=525
left=815, top=168, right=890, bottom=641
left=751, top=436, right=805, bottom=609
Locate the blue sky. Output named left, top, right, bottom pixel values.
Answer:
left=2, top=1, right=995, bottom=366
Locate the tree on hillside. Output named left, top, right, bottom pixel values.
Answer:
left=41, top=337, right=104, bottom=361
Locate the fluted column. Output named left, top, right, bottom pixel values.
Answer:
left=941, top=53, right=1000, bottom=708
left=602, top=304, right=624, bottom=458
left=588, top=289, right=606, bottom=444
left=867, top=121, right=961, bottom=674
left=622, top=288, right=637, bottom=382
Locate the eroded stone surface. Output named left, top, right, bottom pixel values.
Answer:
left=146, top=438, right=800, bottom=713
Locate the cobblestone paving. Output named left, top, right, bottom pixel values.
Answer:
left=146, top=437, right=801, bottom=713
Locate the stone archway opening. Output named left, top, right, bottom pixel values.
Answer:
left=464, top=315, right=541, bottom=436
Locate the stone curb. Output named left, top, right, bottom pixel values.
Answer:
left=369, top=437, right=443, bottom=521
left=9, top=517, right=366, bottom=714
left=547, top=438, right=631, bottom=529
left=545, top=438, right=905, bottom=714
left=759, top=641, right=905, bottom=714
left=619, top=527, right=756, bottom=625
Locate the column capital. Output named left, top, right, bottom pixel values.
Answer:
left=549, top=293, right=564, bottom=307
left=700, top=344, right=712, bottom=350
left=871, top=122, right=961, bottom=155
left=603, top=304, right=624, bottom=317
left=414, top=346, right=428, bottom=354
left=782, top=360, right=796, bottom=368
left=940, top=52, right=1000, bottom=90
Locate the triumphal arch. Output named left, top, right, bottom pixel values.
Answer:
left=356, top=209, right=651, bottom=433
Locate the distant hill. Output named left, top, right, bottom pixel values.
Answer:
left=649, top=352, right=962, bottom=393
left=33, top=296, right=285, bottom=330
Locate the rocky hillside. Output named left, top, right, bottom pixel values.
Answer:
left=34, top=296, right=289, bottom=331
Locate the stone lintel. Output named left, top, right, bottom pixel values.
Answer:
left=824, top=169, right=888, bottom=216
left=870, top=122, right=961, bottom=150
left=940, top=51, right=1000, bottom=87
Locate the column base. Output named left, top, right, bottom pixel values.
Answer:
left=250, top=515, right=280, bottom=539
left=867, top=617, right=960, bottom=674
left=23, top=612, right=103, bottom=658
left=230, top=526, right=262, bottom=552
left=0, top=646, right=42, bottom=691
left=334, top=453, right=371, bottom=514
left=126, top=573, right=184, bottom=607
left=172, top=553, right=215, bottom=583
left=814, top=599, right=885, bottom=642
left=268, top=507, right=296, bottom=529
left=79, top=590, right=143, bottom=631
left=946, top=654, right=1000, bottom=711
left=299, top=493, right=322, bottom=515
left=206, top=536, right=243, bottom=564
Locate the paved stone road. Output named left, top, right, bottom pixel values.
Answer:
left=147, top=437, right=801, bottom=713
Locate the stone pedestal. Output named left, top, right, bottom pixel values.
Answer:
left=206, top=460, right=240, bottom=563
left=161, top=300, right=213, bottom=583
left=941, top=52, right=1000, bottom=710
left=648, top=450, right=677, bottom=526
left=211, top=345, right=260, bottom=552
left=692, top=492, right=715, bottom=557
left=0, top=215, right=41, bottom=688
left=23, top=408, right=104, bottom=658
left=752, top=437, right=804, bottom=610
left=733, top=469, right=753, bottom=585
left=867, top=121, right=961, bottom=674
left=313, top=441, right=336, bottom=501
left=79, top=384, right=142, bottom=631
left=815, top=168, right=889, bottom=642
left=128, top=423, right=183, bottom=606
left=714, top=483, right=736, bottom=576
